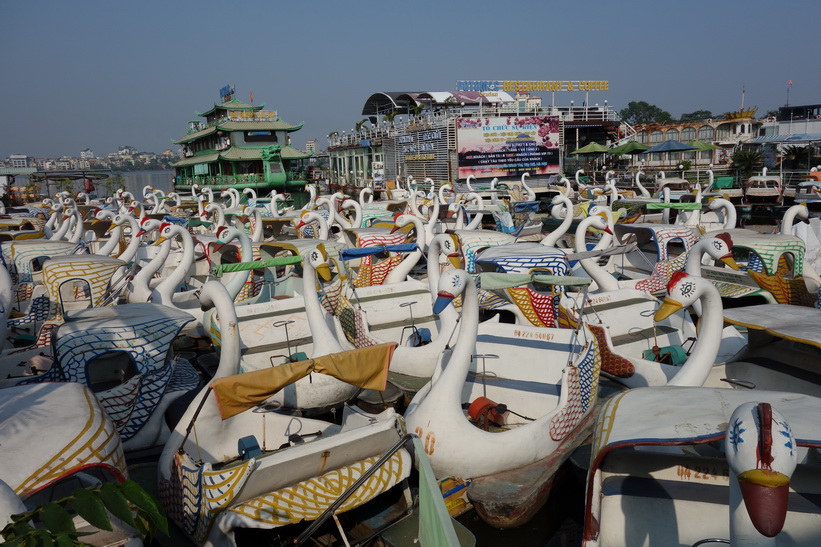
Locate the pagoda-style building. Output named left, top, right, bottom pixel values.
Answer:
left=172, top=95, right=312, bottom=192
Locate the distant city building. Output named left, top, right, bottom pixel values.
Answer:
left=305, top=139, right=317, bottom=154
left=80, top=148, right=94, bottom=160
left=118, top=145, right=138, bottom=156
left=9, top=154, right=30, bottom=168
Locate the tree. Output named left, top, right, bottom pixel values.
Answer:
left=382, top=111, right=398, bottom=125
left=679, top=110, right=713, bottom=122
left=101, top=173, right=124, bottom=199
left=781, top=144, right=810, bottom=170
left=731, top=149, right=763, bottom=179
left=1, top=480, right=168, bottom=546
left=354, top=119, right=369, bottom=133
left=619, top=101, right=673, bottom=125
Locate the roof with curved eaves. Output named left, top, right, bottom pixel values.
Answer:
left=197, top=98, right=265, bottom=117
left=173, top=120, right=304, bottom=144
left=361, top=90, right=517, bottom=115
left=172, top=145, right=311, bottom=167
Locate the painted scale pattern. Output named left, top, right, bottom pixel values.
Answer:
left=548, top=333, right=601, bottom=441
left=587, top=324, right=635, bottom=377
left=504, top=289, right=561, bottom=328
left=9, top=241, right=79, bottom=282
left=14, top=387, right=126, bottom=496
left=645, top=227, right=698, bottom=262
left=478, top=254, right=570, bottom=277
left=159, top=452, right=256, bottom=543
left=23, top=315, right=198, bottom=440
left=229, top=450, right=409, bottom=527
left=749, top=255, right=817, bottom=307
left=458, top=233, right=514, bottom=273
left=633, top=250, right=689, bottom=294
left=740, top=239, right=806, bottom=276
left=320, top=278, right=379, bottom=347
left=351, top=232, right=411, bottom=287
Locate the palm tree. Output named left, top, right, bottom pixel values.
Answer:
left=731, top=149, right=763, bottom=179
left=781, top=144, right=810, bottom=170
left=355, top=119, right=369, bottom=133
left=383, top=111, right=398, bottom=125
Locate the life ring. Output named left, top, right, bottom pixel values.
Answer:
left=816, top=115, right=821, bottom=120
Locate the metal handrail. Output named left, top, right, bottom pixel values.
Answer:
left=294, top=432, right=416, bottom=545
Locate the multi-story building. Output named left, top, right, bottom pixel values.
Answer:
left=172, top=94, right=313, bottom=194
left=80, top=148, right=94, bottom=160
left=9, top=154, right=30, bottom=169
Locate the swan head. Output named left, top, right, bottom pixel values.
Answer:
left=136, top=216, right=158, bottom=237
left=655, top=271, right=702, bottom=320
left=725, top=401, right=797, bottom=537
left=433, top=269, right=469, bottom=314
left=306, top=244, right=332, bottom=281
left=706, top=232, right=739, bottom=269
left=216, top=225, right=243, bottom=244
left=432, top=233, right=461, bottom=268
left=154, top=222, right=182, bottom=246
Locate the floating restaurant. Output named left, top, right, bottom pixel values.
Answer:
left=172, top=86, right=314, bottom=194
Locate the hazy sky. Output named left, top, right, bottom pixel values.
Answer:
left=3, top=0, right=819, bottom=159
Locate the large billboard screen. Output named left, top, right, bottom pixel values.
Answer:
left=456, top=116, right=560, bottom=179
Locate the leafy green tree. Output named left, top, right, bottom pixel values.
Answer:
left=679, top=110, right=713, bottom=122
left=731, top=149, right=763, bottom=179
left=1, top=480, right=168, bottom=546
left=101, top=173, right=124, bottom=199
left=382, top=111, right=398, bottom=125
left=355, top=119, right=369, bottom=133
left=619, top=101, right=673, bottom=125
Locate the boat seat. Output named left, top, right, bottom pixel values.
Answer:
left=238, top=435, right=262, bottom=461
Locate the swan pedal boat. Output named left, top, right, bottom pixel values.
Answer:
left=158, top=349, right=419, bottom=546
left=0, top=382, right=141, bottom=545
left=584, top=387, right=821, bottom=546
left=405, top=269, right=604, bottom=528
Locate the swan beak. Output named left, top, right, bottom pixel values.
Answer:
left=654, top=298, right=683, bottom=321
left=316, top=264, right=332, bottom=281
left=604, top=226, right=613, bottom=235
left=390, top=225, right=400, bottom=234
left=737, top=469, right=791, bottom=537
left=154, top=236, right=167, bottom=246
left=721, top=255, right=740, bottom=270
left=447, top=252, right=461, bottom=269
left=433, top=291, right=455, bottom=314
left=295, top=220, right=306, bottom=230
left=136, top=229, right=147, bottom=237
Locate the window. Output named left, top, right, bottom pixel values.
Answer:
left=650, top=130, right=663, bottom=144
left=665, top=129, right=679, bottom=142
left=698, top=126, right=714, bottom=141
left=85, top=350, right=138, bottom=393
left=636, top=131, right=647, bottom=144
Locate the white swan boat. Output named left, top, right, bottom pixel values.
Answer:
left=158, top=282, right=414, bottom=546
left=584, top=387, right=821, bottom=546
left=0, top=382, right=141, bottom=545
left=405, top=269, right=604, bottom=527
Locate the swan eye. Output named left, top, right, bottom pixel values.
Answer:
left=712, top=240, right=722, bottom=251
left=679, top=281, right=695, bottom=298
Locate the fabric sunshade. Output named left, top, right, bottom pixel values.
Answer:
left=645, top=202, right=702, bottom=210
left=211, top=342, right=397, bottom=419
left=213, top=255, right=303, bottom=276
left=340, top=243, right=418, bottom=260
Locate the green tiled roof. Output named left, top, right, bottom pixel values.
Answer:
left=198, top=98, right=264, bottom=117
left=173, top=126, right=217, bottom=144
left=280, top=145, right=312, bottom=159
left=220, top=147, right=262, bottom=161
left=172, top=152, right=220, bottom=167
left=218, top=120, right=303, bottom=132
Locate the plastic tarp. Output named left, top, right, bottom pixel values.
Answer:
left=340, top=243, right=418, bottom=260
left=415, top=437, right=462, bottom=547
left=212, top=255, right=303, bottom=276
left=479, top=272, right=591, bottom=290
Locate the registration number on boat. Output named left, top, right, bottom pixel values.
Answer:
left=676, top=464, right=729, bottom=482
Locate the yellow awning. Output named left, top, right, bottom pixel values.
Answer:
left=210, top=343, right=397, bottom=419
